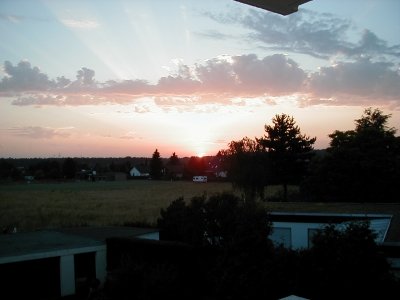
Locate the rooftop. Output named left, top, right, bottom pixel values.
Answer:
left=0, top=226, right=158, bottom=264
left=263, top=202, right=400, bottom=243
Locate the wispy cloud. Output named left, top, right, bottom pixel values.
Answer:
left=203, top=9, right=400, bottom=60
left=0, top=13, right=48, bottom=23
left=119, top=131, right=143, bottom=140
left=0, top=14, right=23, bottom=23
left=133, top=105, right=151, bottom=114
left=8, top=126, right=74, bottom=139
left=60, top=18, right=99, bottom=29
left=193, top=29, right=233, bottom=40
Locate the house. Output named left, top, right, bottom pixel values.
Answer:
left=0, top=226, right=159, bottom=298
left=266, top=202, right=400, bottom=276
left=129, top=165, right=150, bottom=178
left=269, top=212, right=392, bottom=249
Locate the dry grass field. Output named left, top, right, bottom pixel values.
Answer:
left=0, top=180, right=240, bottom=232
left=2, top=180, right=400, bottom=239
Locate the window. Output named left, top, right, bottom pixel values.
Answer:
left=271, top=227, right=291, bottom=248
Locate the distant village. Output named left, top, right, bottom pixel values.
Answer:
left=0, top=154, right=228, bottom=183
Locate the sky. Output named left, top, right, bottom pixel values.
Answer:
left=0, top=0, right=399, bottom=158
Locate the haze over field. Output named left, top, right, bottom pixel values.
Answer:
left=0, top=0, right=399, bottom=158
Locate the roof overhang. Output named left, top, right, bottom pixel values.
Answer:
left=234, top=0, right=312, bottom=15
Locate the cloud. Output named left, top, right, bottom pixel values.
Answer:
left=61, top=18, right=100, bottom=29
left=204, top=9, right=400, bottom=60
left=303, top=58, right=400, bottom=107
left=119, top=131, right=143, bottom=140
left=1, top=55, right=305, bottom=105
left=0, top=13, right=48, bottom=23
left=1, top=55, right=399, bottom=110
left=157, top=54, right=306, bottom=98
left=0, top=61, right=54, bottom=92
left=133, top=105, right=151, bottom=113
left=8, top=126, right=74, bottom=139
left=12, top=94, right=67, bottom=106
left=349, top=30, right=400, bottom=58
left=76, top=67, right=95, bottom=86
left=56, top=76, right=71, bottom=88
left=231, top=54, right=306, bottom=95
left=10, top=94, right=108, bottom=106
left=102, top=79, right=151, bottom=94
left=193, top=29, right=233, bottom=40
left=0, top=14, right=24, bottom=23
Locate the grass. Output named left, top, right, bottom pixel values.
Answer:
left=0, top=180, right=239, bottom=232
left=2, top=180, right=399, bottom=240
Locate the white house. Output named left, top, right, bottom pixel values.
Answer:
left=129, top=165, right=150, bottom=178
left=269, top=212, right=392, bottom=249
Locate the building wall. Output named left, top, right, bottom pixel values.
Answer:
left=270, top=217, right=391, bottom=250
left=271, top=222, right=326, bottom=249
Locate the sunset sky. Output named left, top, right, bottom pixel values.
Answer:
left=1, top=0, right=399, bottom=158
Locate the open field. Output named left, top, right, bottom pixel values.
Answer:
left=0, top=180, right=235, bottom=231
left=1, top=180, right=400, bottom=240
left=0, top=180, right=297, bottom=232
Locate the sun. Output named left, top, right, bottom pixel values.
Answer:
left=195, top=147, right=206, bottom=157
left=169, top=112, right=225, bottom=157
left=184, top=128, right=211, bottom=157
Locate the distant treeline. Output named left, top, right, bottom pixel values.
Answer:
left=0, top=156, right=142, bottom=181
left=0, top=155, right=225, bottom=182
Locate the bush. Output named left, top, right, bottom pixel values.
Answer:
left=295, top=222, right=398, bottom=299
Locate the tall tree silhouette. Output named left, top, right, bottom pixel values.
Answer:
left=257, top=114, right=316, bottom=201
left=168, top=152, right=180, bottom=165
left=150, top=149, right=163, bottom=179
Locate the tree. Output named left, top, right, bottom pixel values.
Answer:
left=157, top=197, right=194, bottom=243
left=220, top=137, right=268, bottom=201
left=302, top=108, right=400, bottom=202
left=157, top=193, right=273, bottom=299
left=150, top=149, right=163, bottom=179
left=183, top=156, right=206, bottom=179
left=165, top=152, right=183, bottom=180
left=257, top=114, right=316, bottom=201
left=31, top=159, right=61, bottom=180
left=62, top=157, right=76, bottom=179
left=296, top=222, right=397, bottom=299
left=0, top=159, right=14, bottom=180
left=157, top=192, right=271, bottom=249
left=355, top=107, right=396, bottom=133
left=168, top=152, right=180, bottom=165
